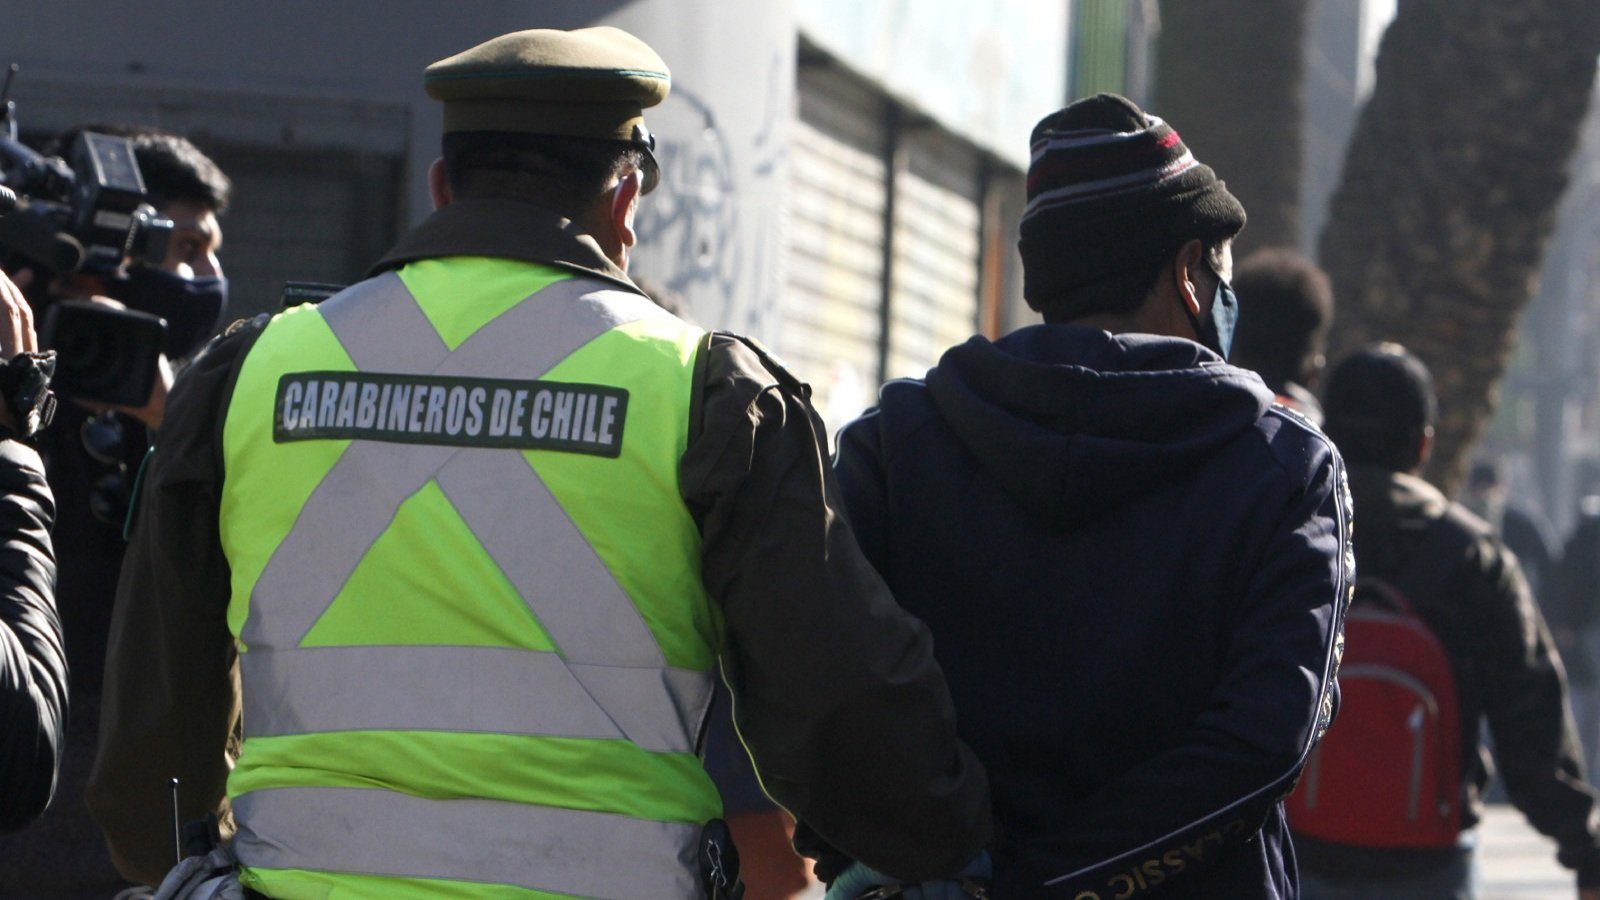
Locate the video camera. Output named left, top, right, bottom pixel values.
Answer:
left=0, top=65, right=170, bottom=407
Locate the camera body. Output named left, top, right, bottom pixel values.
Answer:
left=0, top=130, right=174, bottom=278
left=0, top=84, right=171, bottom=406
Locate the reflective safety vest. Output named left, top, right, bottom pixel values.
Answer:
left=218, top=257, right=722, bottom=899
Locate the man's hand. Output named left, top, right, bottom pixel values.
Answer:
left=1579, top=886, right=1599, bottom=900
left=824, top=853, right=991, bottom=900
left=0, top=268, right=39, bottom=362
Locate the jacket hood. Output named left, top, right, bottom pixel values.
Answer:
left=920, top=324, right=1273, bottom=529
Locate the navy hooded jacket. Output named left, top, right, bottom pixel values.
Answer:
left=833, top=325, right=1351, bottom=898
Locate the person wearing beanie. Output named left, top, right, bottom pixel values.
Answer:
left=831, top=93, right=1351, bottom=897
left=85, top=26, right=991, bottom=897
left=1298, top=344, right=1600, bottom=900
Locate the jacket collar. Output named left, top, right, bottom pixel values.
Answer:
left=1347, top=464, right=1450, bottom=522
left=368, top=198, right=640, bottom=294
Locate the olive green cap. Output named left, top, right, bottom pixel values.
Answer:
left=424, top=26, right=669, bottom=191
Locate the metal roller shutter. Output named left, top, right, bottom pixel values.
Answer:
left=886, top=131, right=982, bottom=383
left=781, top=64, right=888, bottom=432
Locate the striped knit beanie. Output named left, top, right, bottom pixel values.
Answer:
left=1019, top=93, right=1246, bottom=310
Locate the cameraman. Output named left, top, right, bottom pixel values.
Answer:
left=42, top=126, right=230, bottom=428
left=0, top=266, right=64, bottom=836
left=0, top=126, right=229, bottom=896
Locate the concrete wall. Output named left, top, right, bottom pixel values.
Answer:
left=797, top=0, right=1067, bottom=169
left=3, top=0, right=794, bottom=332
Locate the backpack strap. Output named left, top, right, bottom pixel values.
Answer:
left=1351, top=578, right=1414, bottom=616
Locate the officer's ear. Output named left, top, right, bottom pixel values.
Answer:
left=428, top=158, right=453, bottom=210
left=609, top=169, right=642, bottom=250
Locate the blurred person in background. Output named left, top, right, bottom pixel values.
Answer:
left=1298, top=343, right=1600, bottom=900
left=1228, top=247, right=1333, bottom=426
left=1462, top=459, right=1553, bottom=597
left=1548, top=460, right=1600, bottom=783
left=1462, top=458, right=1558, bottom=803
left=0, top=125, right=229, bottom=898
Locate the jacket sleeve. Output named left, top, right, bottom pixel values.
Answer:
left=1471, top=528, right=1600, bottom=886
left=680, top=334, right=991, bottom=883
left=0, top=439, right=63, bottom=834
left=85, top=321, right=262, bottom=885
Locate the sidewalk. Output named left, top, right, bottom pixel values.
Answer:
left=1480, top=801, right=1570, bottom=899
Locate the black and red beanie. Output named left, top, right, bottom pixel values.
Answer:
left=1018, top=93, right=1246, bottom=309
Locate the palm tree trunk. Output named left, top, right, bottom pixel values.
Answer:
left=1155, top=0, right=1311, bottom=252
left=1319, top=0, right=1600, bottom=494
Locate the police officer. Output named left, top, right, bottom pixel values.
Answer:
left=85, top=26, right=990, bottom=898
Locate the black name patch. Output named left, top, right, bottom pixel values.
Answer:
left=275, top=371, right=627, bottom=457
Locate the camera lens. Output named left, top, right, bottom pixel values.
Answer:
left=40, top=302, right=165, bottom=406
left=79, top=412, right=124, bottom=465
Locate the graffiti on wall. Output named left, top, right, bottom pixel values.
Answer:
left=633, top=51, right=787, bottom=334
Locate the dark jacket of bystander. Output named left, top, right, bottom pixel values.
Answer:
left=833, top=324, right=1350, bottom=898
left=1296, top=465, right=1600, bottom=885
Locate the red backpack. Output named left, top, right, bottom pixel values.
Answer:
left=1287, top=521, right=1467, bottom=848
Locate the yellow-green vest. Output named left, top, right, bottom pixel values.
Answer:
left=218, top=257, right=722, bottom=899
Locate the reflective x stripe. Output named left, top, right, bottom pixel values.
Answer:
left=233, top=786, right=701, bottom=899
left=435, top=448, right=661, bottom=666
left=240, top=646, right=712, bottom=751
left=242, top=438, right=454, bottom=648
left=244, top=274, right=664, bottom=661
left=240, top=273, right=711, bottom=750
left=319, top=273, right=449, bottom=369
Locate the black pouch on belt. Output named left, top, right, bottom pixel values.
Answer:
left=698, top=818, right=745, bottom=900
